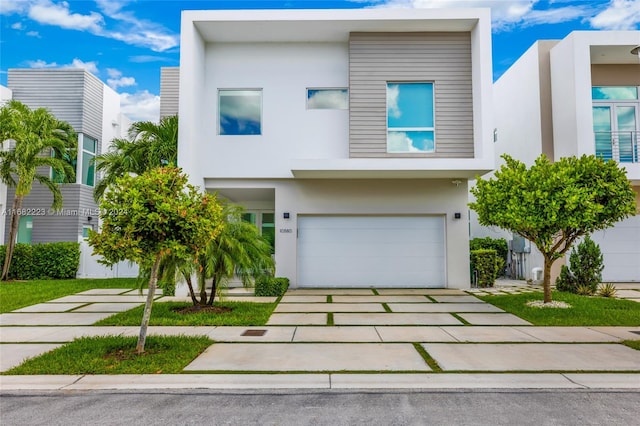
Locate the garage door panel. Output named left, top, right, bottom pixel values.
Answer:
left=297, top=216, right=445, bottom=288
left=590, top=215, right=640, bottom=282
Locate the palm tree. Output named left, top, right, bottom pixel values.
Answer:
left=192, top=204, right=275, bottom=306
left=0, top=100, right=76, bottom=280
left=93, top=115, right=178, bottom=201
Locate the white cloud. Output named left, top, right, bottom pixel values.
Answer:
left=387, top=84, right=401, bottom=119
left=590, top=0, right=640, bottom=30
left=0, top=0, right=28, bottom=15
left=307, top=90, right=348, bottom=109
left=26, top=30, right=40, bottom=37
left=106, top=68, right=136, bottom=90
left=10, top=22, right=23, bottom=30
left=25, top=59, right=59, bottom=68
left=67, top=58, right=99, bottom=74
left=119, top=90, right=160, bottom=123
left=374, top=0, right=597, bottom=31
left=24, top=58, right=98, bottom=74
left=29, top=1, right=103, bottom=32
left=2, top=0, right=178, bottom=52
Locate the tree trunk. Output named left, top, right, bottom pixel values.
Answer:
left=198, top=272, right=207, bottom=306
left=2, top=196, right=23, bottom=281
left=184, top=273, right=198, bottom=306
left=207, top=274, right=218, bottom=306
left=543, top=256, right=554, bottom=304
left=136, top=252, right=162, bottom=354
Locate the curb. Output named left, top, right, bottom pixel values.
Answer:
left=2, top=373, right=639, bottom=391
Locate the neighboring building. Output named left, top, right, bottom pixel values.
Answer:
left=0, top=84, right=13, bottom=245
left=475, top=31, right=640, bottom=282
left=160, top=67, right=180, bottom=118
left=5, top=68, right=137, bottom=278
left=176, top=8, right=495, bottom=288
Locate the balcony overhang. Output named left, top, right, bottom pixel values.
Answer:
left=189, top=8, right=484, bottom=43
left=291, top=158, right=493, bottom=179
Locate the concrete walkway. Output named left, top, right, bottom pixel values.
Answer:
left=1, top=286, right=639, bottom=390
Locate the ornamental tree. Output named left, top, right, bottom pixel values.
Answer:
left=88, top=167, right=224, bottom=353
left=469, top=154, right=636, bottom=303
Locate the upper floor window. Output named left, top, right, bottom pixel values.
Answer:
left=307, top=88, right=348, bottom=110
left=82, top=134, right=96, bottom=187
left=592, top=86, right=638, bottom=100
left=219, top=89, right=262, bottom=135
left=386, top=82, right=435, bottom=153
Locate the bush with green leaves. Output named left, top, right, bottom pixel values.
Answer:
left=255, top=276, right=289, bottom=297
left=470, top=237, right=508, bottom=279
left=555, top=235, right=603, bottom=295
left=0, top=242, right=80, bottom=280
left=470, top=249, right=503, bottom=288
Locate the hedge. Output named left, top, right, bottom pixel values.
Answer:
left=0, top=242, right=80, bottom=280
left=255, top=276, right=289, bottom=297
left=470, top=249, right=503, bottom=288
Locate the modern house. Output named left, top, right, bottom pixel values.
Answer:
left=4, top=68, right=137, bottom=278
left=474, top=31, right=640, bottom=282
left=176, top=8, right=495, bottom=288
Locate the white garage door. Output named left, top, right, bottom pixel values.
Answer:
left=297, top=216, right=445, bottom=288
left=590, top=215, right=640, bottom=282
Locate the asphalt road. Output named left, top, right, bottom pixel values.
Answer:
left=1, top=389, right=639, bottom=425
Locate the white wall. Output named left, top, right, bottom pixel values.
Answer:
left=207, top=178, right=471, bottom=288
left=200, top=42, right=349, bottom=179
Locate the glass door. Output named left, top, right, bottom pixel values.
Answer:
left=593, top=104, right=639, bottom=162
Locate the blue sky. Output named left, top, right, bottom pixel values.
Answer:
left=1, top=0, right=639, bottom=122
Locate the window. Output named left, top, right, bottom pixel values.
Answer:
left=592, top=86, right=638, bottom=100
left=387, top=82, right=435, bottom=153
left=241, top=211, right=275, bottom=254
left=81, top=134, right=96, bottom=186
left=17, top=215, right=32, bottom=244
left=307, top=88, right=348, bottom=109
left=218, top=90, right=262, bottom=135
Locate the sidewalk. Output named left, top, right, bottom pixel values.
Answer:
left=1, top=286, right=639, bottom=390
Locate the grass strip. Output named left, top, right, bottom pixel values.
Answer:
left=450, top=313, right=471, bottom=325
left=412, top=343, right=442, bottom=372
left=372, top=289, right=379, bottom=296
left=382, top=303, right=392, bottom=313
left=327, top=312, right=335, bottom=326
left=3, top=335, right=213, bottom=375
left=95, top=301, right=276, bottom=326
left=327, top=295, right=332, bottom=303
left=622, top=340, right=640, bottom=351
left=478, top=291, right=640, bottom=326
left=0, top=278, right=138, bottom=313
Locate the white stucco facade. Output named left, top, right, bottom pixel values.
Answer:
left=178, top=9, right=494, bottom=288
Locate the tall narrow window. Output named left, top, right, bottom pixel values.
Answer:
left=219, top=90, right=262, bottom=135
left=387, top=82, right=435, bottom=153
left=17, top=215, right=32, bottom=244
left=81, top=134, right=97, bottom=186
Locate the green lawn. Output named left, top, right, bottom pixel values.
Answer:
left=623, top=340, right=640, bottom=351
left=478, top=291, right=640, bottom=326
left=0, top=278, right=138, bottom=313
left=3, top=336, right=212, bottom=375
left=95, top=301, right=277, bottom=326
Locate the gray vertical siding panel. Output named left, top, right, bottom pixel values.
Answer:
left=349, top=32, right=474, bottom=158
left=160, top=67, right=180, bottom=118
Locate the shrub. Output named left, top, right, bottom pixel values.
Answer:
left=598, top=282, right=617, bottom=298
left=0, top=242, right=80, bottom=280
left=470, top=249, right=503, bottom=288
left=255, top=276, right=289, bottom=297
left=470, top=237, right=508, bottom=279
left=555, top=236, right=603, bottom=295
